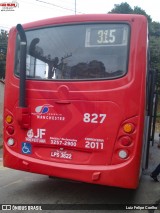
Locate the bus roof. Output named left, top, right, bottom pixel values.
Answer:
left=15, top=14, right=147, bottom=31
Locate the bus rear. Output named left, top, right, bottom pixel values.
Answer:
left=3, top=14, right=148, bottom=189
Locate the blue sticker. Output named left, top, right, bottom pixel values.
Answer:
left=22, top=142, right=32, bottom=154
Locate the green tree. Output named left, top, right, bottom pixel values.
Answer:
left=109, top=3, right=152, bottom=23
left=109, top=2, right=160, bottom=88
left=0, top=30, right=8, bottom=79
left=150, top=21, right=160, bottom=36
left=108, top=2, right=133, bottom=14
left=133, top=6, right=152, bottom=23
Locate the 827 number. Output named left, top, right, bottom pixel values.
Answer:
left=83, top=113, right=106, bottom=123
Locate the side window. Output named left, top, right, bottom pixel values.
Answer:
left=15, top=36, right=49, bottom=79
left=26, top=55, right=48, bottom=79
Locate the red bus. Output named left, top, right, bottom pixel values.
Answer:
left=3, top=14, right=156, bottom=189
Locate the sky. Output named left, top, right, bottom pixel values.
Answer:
left=0, top=0, right=160, bottom=31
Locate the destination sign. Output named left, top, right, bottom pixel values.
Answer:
left=85, top=24, right=129, bottom=47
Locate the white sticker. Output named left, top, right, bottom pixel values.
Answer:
left=26, top=129, right=46, bottom=143
left=51, top=150, right=72, bottom=159
left=50, top=137, right=77, bottom=147
left=84, top=138, right=104, bottom=150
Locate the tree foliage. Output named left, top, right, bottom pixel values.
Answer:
left=109, top=2, right=133, bottom=14
left=109, top=2, right=160, bottom=88
left=0, top=30, right=8, bottom=79
left=109, top=2, right=152, bottom=23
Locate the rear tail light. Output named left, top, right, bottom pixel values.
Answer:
left=6, top=115, right=13, bottom=124
left=7, top=138, right=15, bottom=146
left=119, top=136, right=132, bottom=146
left=6, top=126, right=15, bottom=135
left=118, top=150, right=128, bottom=159
left=123, top=123, right=135, bottom=134
left=4, top=112, right=15, bottom=146
left=111, top=117, right=137, bottom=165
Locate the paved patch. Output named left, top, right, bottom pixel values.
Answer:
left=0, top=160, right=8, bottom=170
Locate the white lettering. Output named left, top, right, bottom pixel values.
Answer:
left=51, top=151, right=72, bottom=159
left=83, top=113, right=106, bottom=123
left=85, top=141, right=104, bottom=150
left=97, top=29, right=116, bottom=44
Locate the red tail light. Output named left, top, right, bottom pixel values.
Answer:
left=119, top=136, right=132, bottom=146
left=6, top=126, right=15, bottom=135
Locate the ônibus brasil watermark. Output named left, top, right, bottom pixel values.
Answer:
left=0, top=1, right=19, bottom=11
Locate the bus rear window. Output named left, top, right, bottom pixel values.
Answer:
left=15, top=23, right=130, bottom=80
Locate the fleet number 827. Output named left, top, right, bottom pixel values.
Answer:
left=83, top=113, right=106, bottom=123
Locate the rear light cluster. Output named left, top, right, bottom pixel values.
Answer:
left=118, top=123, right=135, bottom=159
left=5, top=114, right=15, bottom=146
left=111, top=117, right=137, bottom=164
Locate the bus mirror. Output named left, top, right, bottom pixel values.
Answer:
left=29, top=38, right=40, bottom=57
left=16, top=24, right=27, bottom=108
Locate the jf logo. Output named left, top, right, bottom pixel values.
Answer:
left=27, top=129, right=46, bottom=139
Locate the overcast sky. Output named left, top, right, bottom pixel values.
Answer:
left=0, top=0, right=160, bottom=31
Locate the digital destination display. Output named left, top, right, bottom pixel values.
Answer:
left=85, top=24, right=129, bottom=47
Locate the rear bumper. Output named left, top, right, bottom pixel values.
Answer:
left=3, top=145, right=140, bottom=189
